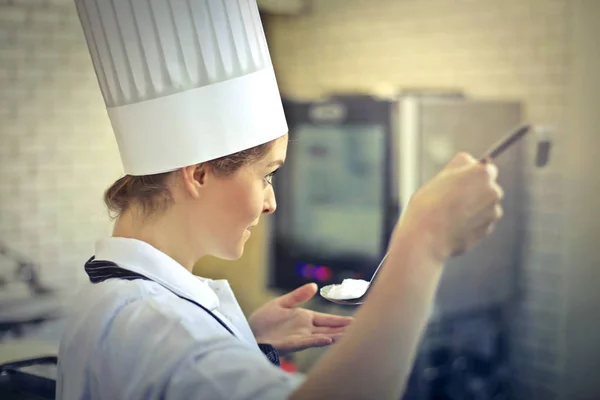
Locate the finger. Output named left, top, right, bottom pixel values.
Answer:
left=276, top=335, right=334, bottom=354
left=445, top=152, right=477, bottom=169
left=493, top=203, right=503, bottom=221
left=472, top=220, right=497, bottom=242
left=329, top=333, right=345, bottom=344
left=478, top=185, right=504, bottom=214
left=470, top=202, right=503, bottom=229
left=277, top=283, right=318, bottom=308
left=453, top=223, right=493, bottom=257
left=484, top=162, right=499, bottom=182
left=491, top=181, right=504, bottom=201
left=310, top=335, right=335, bottom=347
left=461, top=165, right=503, bottom=211
left=313, top=326, right=348, bottom=335
left=313, top=312, right=355, bottom=327
left=468, top=213, right=501, bottom=247
left=464, top=161, right=498, bottom=184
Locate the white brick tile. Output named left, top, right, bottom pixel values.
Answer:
left=0, top=47, right=29, bottom=62
left=0, top=0, right=122, bottom=294
left=527, top=210, right=566, bottom=234
left=523, top=287, right=562, bottom=312
left=0, top=6, right=28, bottom=24
left=50, top=30, right=86, bottom=49
left=28, top=8, right=63, bottom=26
left=15, top=65, right=47, bottom=81
left=14, top=26, right=52, bottom=52
left=46, top=0, right=73, bottom=6
left=12, top=0, right=49, bottom=6
left=60, top=6, right=80, bottom=23
left=0, top=27, right=14, bottom=44
left=522, top=307, right=559, bottom=332
left=0, top=66, right=11, bottom=81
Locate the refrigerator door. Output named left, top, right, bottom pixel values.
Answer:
left=399, top=96, right=524, bottom=317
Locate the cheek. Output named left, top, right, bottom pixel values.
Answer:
left=244, top=183, right=266, bottom=218
left=224, top=182, right=265, bottom=227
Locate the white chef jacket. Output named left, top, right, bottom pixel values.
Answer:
left=56, top=237, right=303, bottom=400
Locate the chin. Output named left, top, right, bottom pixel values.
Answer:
left=216, top=241, right=247, bottom=261
left=219, top=248, right=245, bottom=261
left=213, top=231, right=250, bottom=261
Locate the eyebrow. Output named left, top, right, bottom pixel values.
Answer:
left=266, top=159, right=284, bottom=168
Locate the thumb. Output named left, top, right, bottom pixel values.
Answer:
left=278, top=283, right=318, bottom=308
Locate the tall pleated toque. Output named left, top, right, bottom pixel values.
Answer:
left=75, top=0, right=288, bottom=176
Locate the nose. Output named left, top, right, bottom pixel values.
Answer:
left=263, top=185, right=277, bottom=215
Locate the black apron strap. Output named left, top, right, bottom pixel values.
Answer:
left=84, top=257, right=280, bottom=367
left=85, top=257, right=236, bottom=336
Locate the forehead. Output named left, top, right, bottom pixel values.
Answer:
left=270, top=135, right=288, bottom=158
left=262, top=135, right=288, bottom=164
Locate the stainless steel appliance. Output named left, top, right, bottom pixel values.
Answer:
left=268, top=93, right=525, bottom=318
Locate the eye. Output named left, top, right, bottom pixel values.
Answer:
left=264, top=170, right=278, bottom=185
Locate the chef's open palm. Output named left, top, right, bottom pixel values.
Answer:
left=248, top=283, right=353, bottom=355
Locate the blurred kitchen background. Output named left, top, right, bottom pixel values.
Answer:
left=1, top=0, right=599, bottom=399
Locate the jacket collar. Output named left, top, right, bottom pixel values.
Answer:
left=94, top=237, right=219, bottom=311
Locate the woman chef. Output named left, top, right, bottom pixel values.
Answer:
left=58, top=0, right=504, bottom=399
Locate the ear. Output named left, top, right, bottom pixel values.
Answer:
left=180, top=163, right=210, bottom=198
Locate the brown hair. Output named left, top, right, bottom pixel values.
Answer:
left=104, top=141, right=274, bottom=219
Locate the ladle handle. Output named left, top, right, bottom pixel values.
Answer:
left=370, top=252, right=390, bottom=283
left=480, top=125, right=531, bottom=161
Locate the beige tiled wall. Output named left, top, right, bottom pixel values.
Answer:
left=0, top=1, right=122, bottom=290
left=269, top=0, right=568, bottom=129
left=562, top=1, right=600, bottom=398
left=265, top=0, right=570, bottom=398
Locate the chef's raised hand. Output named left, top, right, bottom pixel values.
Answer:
left=395, top=152, right=504, bottom=262
left=290, top=156, right=505, bottom=399
left=248, top=283, right=354, bottom=355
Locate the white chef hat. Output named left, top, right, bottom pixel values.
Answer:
left=75, top=0, right=288, bottom=176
